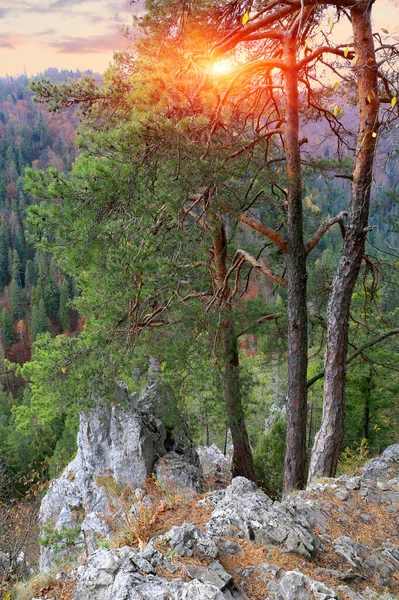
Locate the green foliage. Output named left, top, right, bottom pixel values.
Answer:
left=253, top=414, right=286, bottom=499
left=1, top=309, right=15, bottom=348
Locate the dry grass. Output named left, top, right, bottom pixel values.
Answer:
left=10, top=570, right=76, bottom=600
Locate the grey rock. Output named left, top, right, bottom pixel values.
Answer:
left=333, top=536, right=399, bottom=587
left=155, top=450, right=202, bottom=493
left=335, top=490, right=349, bottom=501
left=359, top=513, right=372, bottom=523
left=219, top=540, right=243, bottom=555
left=344, top=476, right=362, bottom=490
left=184, top=562, right=233, bottom=590
left=165, top=523, right=219, bottom=558
left=266, top=570, right=338, bottom=600
left=39, top=378, right=200, bottom=572
left=197, top=445, right=232, bottom=479
left=362, top=444, right=399, bottom=481
left=207, top=478, right=316, bottom=559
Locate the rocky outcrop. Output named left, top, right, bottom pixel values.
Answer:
left=207, top=477, right=316, bottom=559
left=37, top=426, right=399, bottom=600
left=73, top=545, right=248, bottom=600
left=39, top=379, right=202, bottom=572
left=362, top=444, right=399, bottom=482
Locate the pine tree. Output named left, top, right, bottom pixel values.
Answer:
left=25, top=260, right=37, bottom=288
left=10, top=277, right=24, bottom=321
left=31, top=297, right=49, bottom=341
left=1, top=309, right=14, bottom=348
left=11, top=249, right=22, bottom=285
left=0, top=219, right=10, bottom=287
left=59, top=279, right=70, bottom=331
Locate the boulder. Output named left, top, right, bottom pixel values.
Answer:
left=266, top=570, right=338, bottom=600
left=362, top=444, right=399, bottom=481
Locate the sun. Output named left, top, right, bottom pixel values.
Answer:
left=210, top=58, right=234, bottom=76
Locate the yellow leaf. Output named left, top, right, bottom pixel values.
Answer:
left=367, top=94, right=371, bottom=103
left=391, top=96, right=397, bottom=108
left=351, top=54, right=359, bottom=67
left=334, top=81, right=340, bottom=91
left=61, top=367, right=67, bottom=373
left=242, top=11, right=249, bottom=25
left=328, top=16, right=334, bottom=29
left=372, top=132, right=377, bottom=138
left=333, top=105, right=340, bottom=117
left=344, top=46, right=349, bottom=58
left=382, top=27, right=389, bottom=34
left=304, top=38, right=309, bottom=51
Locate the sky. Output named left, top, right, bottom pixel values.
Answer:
left=0, top=0, right=398, bottom=78
left=0, top=0, right=144, bottom=77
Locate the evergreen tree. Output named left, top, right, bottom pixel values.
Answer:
left=0, top=219, right=10, bottom=287
left=10, top=277, right=24, bottom=321
left=11, top=249, right=22, bottom=285
left=25, top=259, right=37, bottom=288
left=1, top=310, right=14, bottom=348
left=59, top=279, right=70, bottom=331
left=31, top=297, right=49, bottom=341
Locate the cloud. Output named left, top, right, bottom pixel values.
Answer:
left=34, top=28, right=57, bottom=37
left=48, top=31, right=129, bottom=54
left=0, top=33, right=16, bottom=49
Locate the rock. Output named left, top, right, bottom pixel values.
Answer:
left=362, top=444, right=399, bottom=481
left=72, top=546, right=234, bottom=600
left=333, top=536, right=399, bottom=587
left=39, top=377, right=200, bottom=572
left=207, top=477, right=316, bottom=559
left=266, top=570, right=338, bottom=600
left=184, top=562, right=233, bottom=590
left=165, top=523, right=219, bottom=558
left=155, top=450, right=202, bottom=493
left=335, top=490, right=349, bottom=501
left=197, top=445, right=232, bottom=480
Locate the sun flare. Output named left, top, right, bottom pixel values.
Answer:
left=210, top=58, right=234, bottom=76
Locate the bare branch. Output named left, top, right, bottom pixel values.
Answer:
left=307, top=328, right=399, bottom=388
left=305, top=211, right=348, bottom=254
left=218, top=199, right=288, bottom=252
left=236, top=312, right=283, bottom=338
left=236, top=249, right=286, bottom=287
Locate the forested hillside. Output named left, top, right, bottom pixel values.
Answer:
left=0, top=71, right=90, bottom=477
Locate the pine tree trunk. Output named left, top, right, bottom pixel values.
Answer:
left=212, top=222, right=257, bottom=483
left=220, top=317, right=257, bottom=482
left=283, top=33, right=308, bottom=494
left=308, top=1, right=379, bottom=482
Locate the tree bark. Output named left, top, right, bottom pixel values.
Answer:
left=212, top=222, right=257, bottom=483
left=308, top=0, right=379, bottom=482
left=283, top=33, right=308, bottom=494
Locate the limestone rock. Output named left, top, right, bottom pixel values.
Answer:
left=39, top=379, right=199, bottom=572
left=165, top=523, right=219, bottom=558
left=207, top=477, right=316, bottom=559
left=266, top=570, right=338, bottom=600
left=155, top=450, right=202, bottom=493
left=73, top=546, right=238, bottom=600
left=197, top=444, right=232, bottom=480
left=333, top=536, right=399, bottom=587
left=362, top=444, right=399, bottom=481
